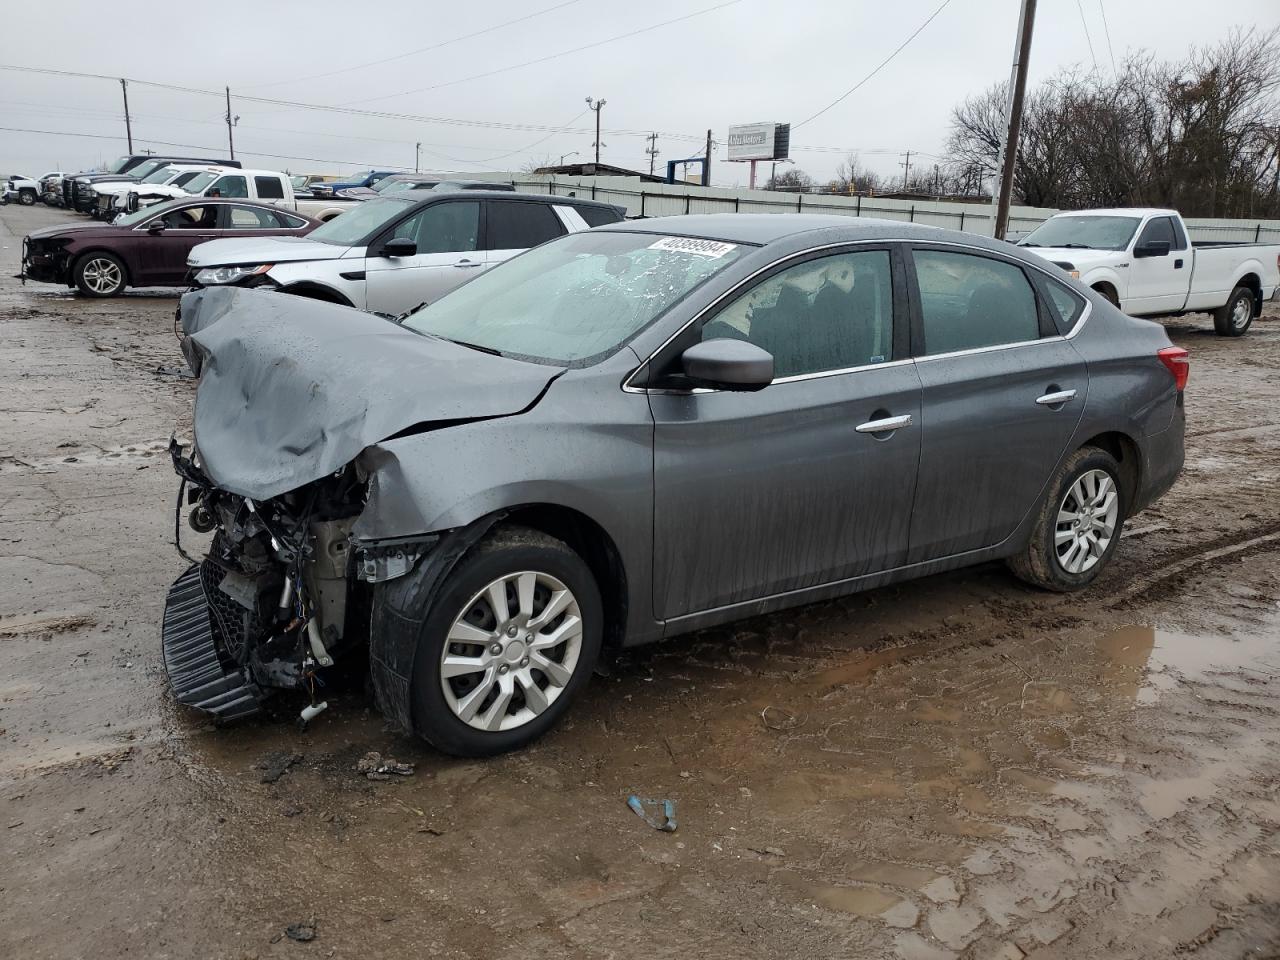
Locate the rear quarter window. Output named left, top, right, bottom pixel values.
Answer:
left=576, top=205, right=624, bottom=227
left=1035, top=275, right=1087, bottom=335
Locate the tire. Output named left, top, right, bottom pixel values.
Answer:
left=1212, top=285, right=1254, bottom=337
left=18, top=189, right=36, bottom=206
left=403, top=525, right=602, bottom=757
left=1007, top=446, right=1127, bottom=592
left=73, top=252, right=127, bottom=297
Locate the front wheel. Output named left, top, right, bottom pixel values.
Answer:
left=403, top=526, right=602, bottom=756
left=1213, top=285, right=1254, bottom=337
left=74, top=252, right=127, bottom=297
left=1008, top=446, right=1127, bottom=592
left=18, top=189, right=37, bottom=206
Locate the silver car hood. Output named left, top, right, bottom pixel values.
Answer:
left=187, top=236, right=356, bottom=268
left=179, top=286, right=562, bottom=500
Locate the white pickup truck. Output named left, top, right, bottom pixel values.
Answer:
left=1018, top=208, right=1280, bottom=336
left=121, top=167, right=356, bottom=223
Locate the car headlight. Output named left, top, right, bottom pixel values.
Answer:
left=194, top=264, right=274, bottom=285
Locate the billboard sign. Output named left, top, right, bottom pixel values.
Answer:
left=727, top=122, right=791, bottom=161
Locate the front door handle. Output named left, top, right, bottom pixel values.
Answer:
left=1036, top=389, right=1078, bottom=406
left=856, top=414, right=913, bottom=434
left=453, top=259, right=483, bottom=268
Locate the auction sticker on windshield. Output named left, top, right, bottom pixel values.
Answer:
left=648, top=237, right=738, bottom=258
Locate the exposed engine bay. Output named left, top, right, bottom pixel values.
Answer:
left=167, top=439, right=370, bottom=722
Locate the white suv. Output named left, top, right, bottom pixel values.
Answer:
left=187, top=191, right=626, bottom=315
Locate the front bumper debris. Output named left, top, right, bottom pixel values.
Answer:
left=161, top=564, right=264, bottom=720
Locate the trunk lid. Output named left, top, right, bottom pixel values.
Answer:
left=180, top=286, right=562, bottom=500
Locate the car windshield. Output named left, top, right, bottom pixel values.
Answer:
left=1019, top=216, right=1141, bottom=251
left=113, top=198, right=188, bottom=228
left=403, top=231, right=748, bottom=364
left=375, top=177, right=427, bottom=193
left=341, top=171, right=372, bottom=183
left=106, top=156, right=133, bottom=174
left=291, top=175, right=309, bottom=189
left=129, top=160, right=166, bottom=179
left=141, top=167, right=179, bottom=184
left=182, top=171, right=219, bottom=194
left=306, top=197, right=413, bottom=246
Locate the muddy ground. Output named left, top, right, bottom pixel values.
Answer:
left=1, top=201, right=1279, bottom=960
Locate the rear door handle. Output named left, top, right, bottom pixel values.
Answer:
left=856, top=414, right=913, bottom=434
left=453, top=259, right=483, bottom=268
left=1036, top=389, right=1077, bottom=406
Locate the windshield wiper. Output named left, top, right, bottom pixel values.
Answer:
left=1058, top=243, right=1093, bottom=249
left=434, top=335, right=504, bottom=357
left=1019, top=242, right=1041, bottom=247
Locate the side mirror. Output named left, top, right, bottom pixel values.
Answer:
left=380, top=236, right=417, bottom=258
left=147, top=220, right=165, bottom=235
left=680, top=338, right=774, bottom=391
left=1133, top=239, right=1171, bottom=258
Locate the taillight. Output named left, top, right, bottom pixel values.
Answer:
left=1157, top=346, right=1189, bottom=391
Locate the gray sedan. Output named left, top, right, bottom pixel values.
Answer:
left=166, top=214, right=1187, bottom=755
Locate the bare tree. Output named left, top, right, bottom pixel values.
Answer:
left=945, top=27, right=1280, bottom=216
left=766, top=168, right=815, bottom=192
left=825, top=154, right=884, bottom=194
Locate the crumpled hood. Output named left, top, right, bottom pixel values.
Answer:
left=188, top=236, right=354, bottom=267
left=26, top=223, right=107, bottom=239
left=180, top=286, right=562, bottom=500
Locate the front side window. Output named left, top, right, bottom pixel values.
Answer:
left=158, top=205, right=217, bottom=230
left=403, top=231, right=747, bottom=364
left=393, top=201, right=480, bottom=254
left=1137, top=216, right=1176, bottom=248
left=255, top=176, right=285, bottom=199
left=485, top=200, right=565, bottom=250
left=698, top=250, right=894, bottom=378
left=209, top=175, right=248, bottom=198
left=914, top=250, right=1040, bottom=355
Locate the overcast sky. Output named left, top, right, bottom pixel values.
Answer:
left=1, top=0, right=1276, bottom=186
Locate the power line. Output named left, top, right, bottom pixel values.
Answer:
left=793, top=0, right=953, bottom=130
left=1097, top=0, right=1117, bottom=73
left=1077, top=0, right=1097, bottom=69
left=243, top=0, right=585, bottom=90
left=342, top=0, right=746, bottom=106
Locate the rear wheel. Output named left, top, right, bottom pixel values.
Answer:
left=404, top=526, right=602, bottom=756
left=74, top=252, right=127, bottom=297
left=1093, top=284, right=1120, bottom=308
left=1213, top=285, right=1254, bottom=337
left=1008, top=446, right=1127, bottom=592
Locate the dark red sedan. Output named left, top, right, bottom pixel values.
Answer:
left=21, top=198, right=319, bottom=297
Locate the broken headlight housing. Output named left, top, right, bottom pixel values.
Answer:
left=195, top=264, right=274, bottom=285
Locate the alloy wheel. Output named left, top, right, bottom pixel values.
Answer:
left=81, top=257, right=122, bottom=294
left=1055, top=469, right=1119, bottom=574
left=439, top=570, right=584, bottom=732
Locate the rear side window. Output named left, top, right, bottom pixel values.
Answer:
left=913, top=250, right=1040, bottom=355
left=486, top=200, right=566, bottom=250
left=577, top=205, right=624, bottom=228
left=226, top=205, right=283, bottom=229
left=254, top=176, right=284, bottom=199
left=1035, top=275, right=1086, bottom=335
left=209, top=175, right=248, bottom=199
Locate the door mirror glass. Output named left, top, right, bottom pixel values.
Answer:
left=680, top=339, right=774, bottom=391
left=1133, top=240, right=1171, bottom=258
left=381, top=236, right=418, bottom=257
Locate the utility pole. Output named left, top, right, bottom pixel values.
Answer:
left=898, top=151, right=912, bottom=191
left=224, top=86, right=237, bottom=161
left=585, top=96, right=606, bottom=165
left=990, top=0, right=1037, bottom=240
left=120, top=79, right=132, bottom=153
left=703, top=129, right=712, bottom=186
left=645, top=132, right=660, bottom=176
left=415, top=142, right=422, bottom=173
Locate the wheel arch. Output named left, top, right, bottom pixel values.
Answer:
left=1234, top=272, right=1262, bottom=315
left=493, top=503, right=629, bottom=650
left=1090, top=279, right=1120, bottom=307
left=1078, top=430, right=1141, bottom=506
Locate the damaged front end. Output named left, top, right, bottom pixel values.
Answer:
left=162, top=439, right=436, bottom=722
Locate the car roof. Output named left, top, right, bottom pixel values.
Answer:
left=401, top=190, right=618, bottom=209
left=1051, top=208, right=1176, bottom=218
